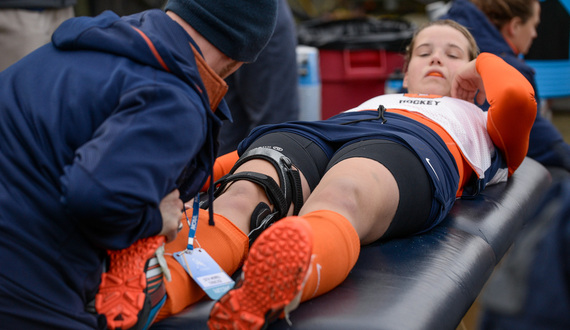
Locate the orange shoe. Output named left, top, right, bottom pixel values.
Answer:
left=95, top=236, right=167, bottom=330
left=208, top=218, right=313, bottom=330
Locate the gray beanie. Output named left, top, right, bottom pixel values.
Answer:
left=165, top=0, right=278, bottom=63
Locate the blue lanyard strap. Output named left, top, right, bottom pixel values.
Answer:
left=183, top=194, right=200, bottom=251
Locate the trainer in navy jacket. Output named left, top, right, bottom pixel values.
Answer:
left=0, top=9, right=231, bottom=329
left=442, top=0, right=570, bottom=171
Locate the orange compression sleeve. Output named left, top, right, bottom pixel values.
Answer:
left=201, top=150, right=239, bottom=192
left=476, top=52, right=537, bottom=175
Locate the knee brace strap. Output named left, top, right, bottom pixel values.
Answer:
left=209, top=147, right=304, bottom=218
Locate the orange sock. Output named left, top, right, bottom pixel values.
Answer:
left=201, top=150, right=239, bottom=191
left=298, top=210, right=361, bottom=302
left=155, top=209, right=248, bottom=322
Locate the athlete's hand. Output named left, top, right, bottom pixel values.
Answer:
left=159, top=189, right=183, bottom=242
left=451, top=59, right=486, bottom=105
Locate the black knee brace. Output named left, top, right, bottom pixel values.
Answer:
left=204, top=147, right=304, bottom=219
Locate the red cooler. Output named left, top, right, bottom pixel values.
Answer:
left=298, top=17, right=415, bottom=119
left=319, top=48, right=405, bottom=119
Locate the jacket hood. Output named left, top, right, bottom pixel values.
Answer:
left=442, top=0, right=513, bottom=56
left=52, top=9, right=231, bottom=120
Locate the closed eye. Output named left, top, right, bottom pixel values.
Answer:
left=415, top=44, right=432, bottom=57
left=445, top=44, right=466, bottom=60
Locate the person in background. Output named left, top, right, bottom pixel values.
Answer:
left=442, top=0, right=570, bottom=174
left=218, top=0, right=300, bottom=155
left=442, top=2, right=570, bottom=329
left=147, top=19, right=536, bottom=329
left=0, top=0, right=278, bottom=329
left=0, top=0, right=76, bottom=71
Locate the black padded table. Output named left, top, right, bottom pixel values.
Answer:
left=152, top=157, right=552, bottom=330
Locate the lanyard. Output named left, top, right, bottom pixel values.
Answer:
left=174, top=193, right=236, bottom=300
left=183, top=194, right=200, bottom=251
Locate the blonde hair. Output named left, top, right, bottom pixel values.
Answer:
left=403, top=19, right=479, bottom=72
left=472, top=0, right=539, bottom=29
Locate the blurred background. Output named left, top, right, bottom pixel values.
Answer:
left=74, top=0, right=430, bottom=21
left=72, top=0, right=570, bottom=141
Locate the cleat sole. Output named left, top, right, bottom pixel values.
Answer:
left=208, top=218, right=313, bottom=330
left=95, top=236, right=165, bottom=330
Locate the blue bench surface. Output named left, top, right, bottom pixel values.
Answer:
left=152, top=157, right=551, bottom=330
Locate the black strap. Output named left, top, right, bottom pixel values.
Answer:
left=213, top=171, right=289, bottom=217
left=288, top=169, right=304, bottom=215
left=341, top=104, right=387, bottom=125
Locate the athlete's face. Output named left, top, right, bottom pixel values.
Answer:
left=504, top=1, right=540, bottom=55
left=403, top=25, right=471, bottom=97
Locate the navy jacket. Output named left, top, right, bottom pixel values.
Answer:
left=0, top=9, right=229, bottom=329
left=442, top=0, right=570, bottom=170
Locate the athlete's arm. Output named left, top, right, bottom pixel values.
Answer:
left=453, top=52, right=537, bottom=175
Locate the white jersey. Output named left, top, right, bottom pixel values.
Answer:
left=347, top=94, right=508, bottom=184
